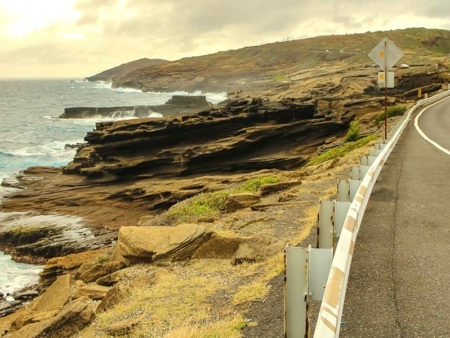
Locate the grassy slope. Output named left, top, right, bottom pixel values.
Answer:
left=111, top=28, right=450, bottom=87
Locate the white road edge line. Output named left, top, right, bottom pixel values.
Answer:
left=414, top=98, right=450, bottom=156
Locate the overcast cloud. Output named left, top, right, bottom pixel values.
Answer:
left=0, top=0, right=449, bottom=78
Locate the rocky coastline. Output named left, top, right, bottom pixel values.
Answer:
left=1, top=58, right=449, bottom=336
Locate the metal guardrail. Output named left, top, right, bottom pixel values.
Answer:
left=313, top=90, right=450, bottom=337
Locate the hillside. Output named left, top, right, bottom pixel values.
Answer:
left=86, top=58, right=168, bottom=82
left=87, top=28, right=450, bottom=93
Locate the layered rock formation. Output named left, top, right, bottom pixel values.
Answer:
left=0, top=97, right=350, bottom=264
left=63, top=98, right=346, bottom=179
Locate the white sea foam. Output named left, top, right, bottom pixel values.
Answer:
left=0, top=79, right=228, bottom=294
left=5, top=140, right=77, bottom=159
left=0, top=211, right=94, bottom=294
left=0, top=251, right=43, bottom=295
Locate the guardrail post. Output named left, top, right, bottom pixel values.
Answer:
left=350, top=179, right=361, bottom=201
left=360, top=155, right=377, bottom=166
left=334, top=201, right=350, bottom=238
left=375, top=143, right=386, bottom=150
left=337, top=179, right=350, bottom=202
left=369, top=149, right=382, bottom=157
left=309, top=248, right=333, bottom=301
left=285, top=245, right=309, bottom=337
left=317, top=200, right=334, bottom=249
left=350, top=165, right=370, bottom=180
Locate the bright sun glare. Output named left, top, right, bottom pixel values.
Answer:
left=1, top=0, right=78, bottom=38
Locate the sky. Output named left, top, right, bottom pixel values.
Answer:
left=0, top=0, right=449, bottom=78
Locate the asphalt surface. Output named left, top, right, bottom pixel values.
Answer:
left=340, top=98, right=450, bottom=338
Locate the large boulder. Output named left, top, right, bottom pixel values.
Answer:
left=76, top=260, right=126, bottom=283
left=225, top=193, right=261, bottom=212
left=116, top=224, right=212, bottom=263
left=7, top=296, right=95, bottom=338
left=39, top=248, right=111, bottom=291
left=231, top=234, right=286, bottom=264
left=8, top=274, right=74, bottom=333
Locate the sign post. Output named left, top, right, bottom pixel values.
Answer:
left=368, top=38, right=403, bottom=140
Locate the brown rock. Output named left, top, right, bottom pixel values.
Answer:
left=260, top=181, right=300, bottom=196
left=117, top=224, right=212, bottom=263
left=31, top=274, right=73, bottom=313
left=8, top=296, right=95, bottom=338
left=95, top=270, right=123, bottom=286
left=76, top=260, right=125, bottom=283
left=231, top=234, right=286, bottom=264
left=191, top=233, right=244, bottom=259
left=9, top=274, right=74, bottom=332
left=225, top=193, right=261, bottom=212
left=39, top=248, right=110, bottom=291
left=73, top=284, right=111, bottom=300
left=96, top=284, right=131, bottom=314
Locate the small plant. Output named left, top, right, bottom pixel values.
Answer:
left=306, top=134, right=379, bottom=167
left=165, top=176, right=280, bottom=224
left=166, top=190, right=230, bottom=223
left=93, top=254, right=109, bottom=265
left=273, top=74, right=290, bottom=82
left=374, top=105, right=407, bottom=126
left=237, top=176, right=280, bottom=193
left=344, top=120, right=360, bottom=142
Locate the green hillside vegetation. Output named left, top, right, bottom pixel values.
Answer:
left=107, top=28, right=450, bottom=90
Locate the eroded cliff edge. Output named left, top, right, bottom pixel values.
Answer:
left=1, top=98, right=350, bottom=236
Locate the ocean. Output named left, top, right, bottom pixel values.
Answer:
left=0, top=78, right=226, bottom=296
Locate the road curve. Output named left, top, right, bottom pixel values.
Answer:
left=340, top=100, right=450, bottom=337
left=415, top=96, right=450, bottom=154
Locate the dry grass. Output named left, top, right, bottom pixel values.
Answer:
left=78, top=136, right=379, bottom=337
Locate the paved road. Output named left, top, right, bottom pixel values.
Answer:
left=340, top=97, right=450, bottom=337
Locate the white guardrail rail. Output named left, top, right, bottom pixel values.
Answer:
left=313, top=89, right=450, bottom=337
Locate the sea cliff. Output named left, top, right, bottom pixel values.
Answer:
left=1, top=27, right=450, bottom=336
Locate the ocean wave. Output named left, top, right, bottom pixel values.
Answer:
left=92, top=81, right=144, bottom=93
left=89, top=82, right=227, bottom=103
left=0, top=150, right=14, bottom=158
left=0, top=251, right=43, bottom=295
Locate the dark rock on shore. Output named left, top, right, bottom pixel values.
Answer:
left=0, top=213, right=116, bottom=264
left=0, top=288, right=39, bottom=318
left=59, top=95, right=214, bottom=119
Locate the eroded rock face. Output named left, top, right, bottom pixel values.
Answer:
left=1, top=98, right=350, bottom=236
left=231, top=234, right=286, bottom=264
left=0, top=212, right=116, bottom=264
left=63, top=99, right=345, bottom=179
left=116, top=224, right=212, bottom=263
left=225, top=193, right=261, bottom=212
left=7, top=296, right=95, bottom=338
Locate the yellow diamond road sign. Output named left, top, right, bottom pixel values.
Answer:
left=369, top=37, right=403, bottom=69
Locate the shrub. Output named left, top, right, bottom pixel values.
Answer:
left=374, top=105, right=407, bottom=126
left=165, top=176, right=280, bottom=223
left=306, top=134, right=379, bottom=167
left=236, top=176, right=280, bottom=193
left=166, top=190, right=230, bottom=223
left=344, top=120, right=360, bottom=142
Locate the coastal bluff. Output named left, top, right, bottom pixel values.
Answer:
left=0, top=97, right=351, bottom=261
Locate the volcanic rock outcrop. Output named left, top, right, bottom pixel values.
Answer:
left=60, top=95, right=213, bottom=119
left=63, top=98, right=349, bottom=179
left=0, top=98, right=350, bottom=262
